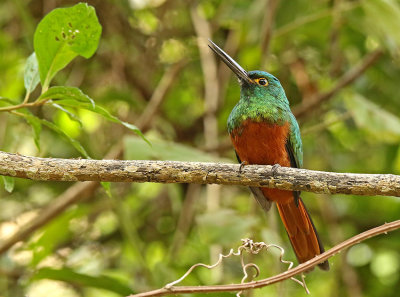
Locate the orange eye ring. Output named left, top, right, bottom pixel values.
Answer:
left=254, top=78, right=268, bottom=86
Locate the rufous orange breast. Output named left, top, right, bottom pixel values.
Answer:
left=230, top=119, right=293, bottom=203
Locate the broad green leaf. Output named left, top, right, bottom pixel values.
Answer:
left=52, top=103, right=83, bottom=127
left=29, top=206, right=89, bottom=267
left=33, top=3, right=102, bottom=87
left=40, top=118, right=90, bottom=158
left=345, top=94, right=400, bottom=143
left=1, top=176, right=15, bottom=193
left=363, top=0, right=400, bottom=53
left=33, top=267, right=133, bottom=295
left=24, top=113, right=42, bottom=151
left=18, top=110, right=87, bottom=155
left=40, top=87, right=146, bottom=141
left=40, top=86, right=95, bottom=107
left=54, top=98, right=148, bottom=143
left=24, top=52, right=40, bottom=93
left=0, top=97, right=17, bottom=107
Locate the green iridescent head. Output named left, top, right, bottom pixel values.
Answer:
left=208, top=40, right=294, bottom=131
left=241, top=70, right=289, bottom=107
left=208, top=40, right=289, bottom=108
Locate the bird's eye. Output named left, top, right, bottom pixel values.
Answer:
left=256, top=78, right=268, bottom=86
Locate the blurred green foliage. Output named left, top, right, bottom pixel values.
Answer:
left=0, top=0, right=400, bottom=297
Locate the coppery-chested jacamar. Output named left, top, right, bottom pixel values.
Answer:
left=209, top=40, right=329, bottom=270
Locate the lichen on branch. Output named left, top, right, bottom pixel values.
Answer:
left=1, top=151, right=399, bottom=197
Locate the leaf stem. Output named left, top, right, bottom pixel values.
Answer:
left=0, top=99, right=50, bottom=112
left=22, top=91, right=30, bottom=104
left=41, top=79, right=50, bottom=94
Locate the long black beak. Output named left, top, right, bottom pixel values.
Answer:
left=208, top=39, right=252, bottom=84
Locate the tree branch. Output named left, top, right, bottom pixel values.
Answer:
left=0, top=181, right=98, bottom=254
left=1, top=151, right=400, bottom=197
left=0, top=63, right=181, bottom=255
left=293, top=49, right=383, bottom=119
left=127, top=219, right=400, bottom=297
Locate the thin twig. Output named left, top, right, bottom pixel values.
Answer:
left=0, top=99, right=50, bottom=112
left=1, top=151, right=400, bottom=197
left=165, top=239, right=307, bottom=296
left=191, top=6, right=224, bottom=282
left=127, top=219, right=400, bottom=297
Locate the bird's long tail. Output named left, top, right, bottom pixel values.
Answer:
left=276, top=197, right=329, bottom=270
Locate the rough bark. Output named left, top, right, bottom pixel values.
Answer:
left=1, top=151, right=399, bottom=197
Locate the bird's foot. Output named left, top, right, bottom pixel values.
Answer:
left=271, top=164, right=281, bottom=176
left=239, top=161, right=249, bottom=173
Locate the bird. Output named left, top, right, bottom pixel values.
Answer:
left=208, top=40, right=329, bottom=270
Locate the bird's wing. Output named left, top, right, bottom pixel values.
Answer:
left=235, top=151, right=272, bottom=212
left=285, top=114, right=303, bottom=206
left=287, top=113, right=303, bottom=168
left=250, top=187, right=272, bottom=212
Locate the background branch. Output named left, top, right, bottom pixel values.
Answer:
left=191, top=4, right=225, bottom=283
left=136, top=61, right=186, bottom=131
left=260, top=0, right=280, bottom=66
left=128, top=219, right=400, bottom=297
left=0, top=181, right=98, bottom=254
left=1, top=151, right=400, bottom=197
left=0, top=63, right=181, bottom=255
left=293, top=49, right=383, bottom=119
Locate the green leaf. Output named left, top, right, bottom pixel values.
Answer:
left=54, top=98, right=148, bottom=144
left=52, top=103, right=83, bottom=127
left=0, top=97, right=17, bottom=107
left=33, top=267, right=133, bottom=295
left=33, top=3, right=102, bottom=88
left=40, top=86, right=95, bottom=108
left=1, top=176, right=15, bottom=193
left=362, top=0, right=400, bottom=53
left=24, top=52, right=40, bottom=93
left=16, top=109, right=89, bottom=158
left=344, top=94, right=400, bottom=143
left=101, top=182, right=112, bottom=198
left=29, top=207, right=86, bottom=266
left=17, top=110, right=88, bottom=155
left=40, top=118, right=90, bottom=158
left=24, top=113, right=42, bottom=151
left=18, top=110, right=87, bottom=155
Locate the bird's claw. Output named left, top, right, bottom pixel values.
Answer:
left=239, top=161, right=249, bottom=173
left=271, top=164, right=281, bottom=176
